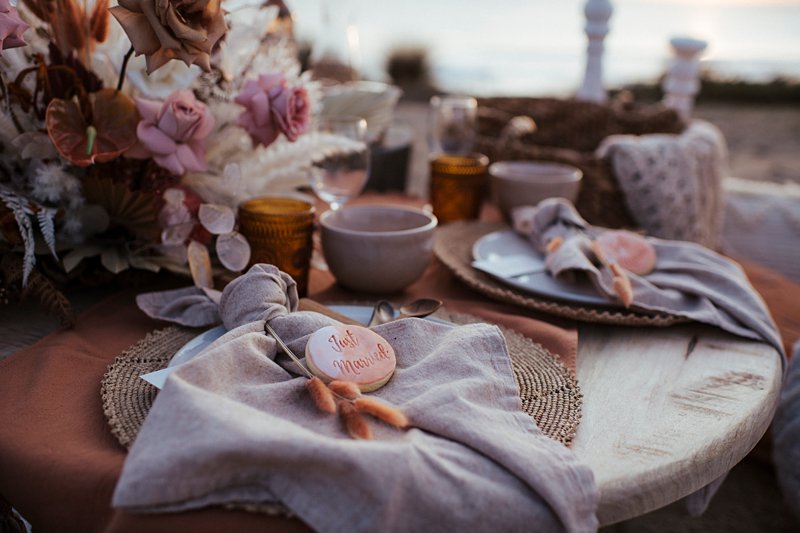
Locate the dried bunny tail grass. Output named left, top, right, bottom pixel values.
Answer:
left=545, top=236, right=564, bottom=254
left=89, top=0, right=110, bottom=43
left=609, top=263, right=634, bottom=308
left=590, top=240, right=608, bottom=265
left=354, top=397, right=410, bottom=429
left=60, top=0, right=87, bottom=51
left=328, top=380, right=362, bottom=400
left=306, top=377, right=337, bottom=414
left=339, top=401, right=373, bottom=440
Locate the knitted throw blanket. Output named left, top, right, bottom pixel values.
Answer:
left=597, top=120, right=727, bottom=248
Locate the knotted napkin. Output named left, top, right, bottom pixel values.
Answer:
left=114, top=264, right=598, bottom=532
left=513, top=199, right=785, bottom=362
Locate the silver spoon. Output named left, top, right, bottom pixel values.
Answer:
left=367, top=298, right=443, bottom=327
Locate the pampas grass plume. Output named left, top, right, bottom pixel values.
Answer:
left=306, top=377, right=337, bottom=414
left=354, top=397, right=409, bottom=429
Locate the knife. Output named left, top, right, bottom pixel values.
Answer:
left=472, top=254, right=548, bottom=279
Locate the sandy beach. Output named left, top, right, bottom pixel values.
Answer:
left=694, top=103, right=800, bottom=185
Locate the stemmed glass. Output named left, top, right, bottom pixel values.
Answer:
left=311, top=116, right=371, bottom=211
left=427, top=95, right=478, bottom=156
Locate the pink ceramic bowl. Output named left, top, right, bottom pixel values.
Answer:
left=320, top=205, right=437, bottom=293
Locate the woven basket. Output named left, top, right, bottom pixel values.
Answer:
left=476, top=97, right=686, bottom=229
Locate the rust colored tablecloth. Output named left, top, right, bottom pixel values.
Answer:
left=1, top=193, right=796, bottom=531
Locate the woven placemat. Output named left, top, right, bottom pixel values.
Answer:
left=101, top=310, right=581, bottom=515
left=435, top=220, right=689, bottom=327
left=102, top=312, right=581, bottom=448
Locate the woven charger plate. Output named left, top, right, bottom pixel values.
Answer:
left=102, top=310, right=581, bottom=515
left=435, top=220, right=689, bottom=327
left=102, top=311, right=581, bottom=448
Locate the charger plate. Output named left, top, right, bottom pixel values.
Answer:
left=434, top=221, right=688, bottom=327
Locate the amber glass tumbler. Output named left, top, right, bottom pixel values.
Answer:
left=238, top=197, right=315, bottom=296
left=429, top=153, right=489, bottom=224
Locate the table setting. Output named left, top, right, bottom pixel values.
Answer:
left=0, top=1, right=795, bottom=532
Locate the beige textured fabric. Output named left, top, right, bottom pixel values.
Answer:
left=111, top=265, right=598, bottom=533
left=596, top=120, right=727, bottom=248
left=102, top=311, right=582, bottom=450
left=434, top=221, right=686, bottom=327
left=514, top=199, right=784, bottom=360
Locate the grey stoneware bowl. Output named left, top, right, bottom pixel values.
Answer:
left=320, top=205, right=438, bottom=293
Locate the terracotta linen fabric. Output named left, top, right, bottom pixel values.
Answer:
left=0, top=291, right=310, bottom=533
left=0, top=261, right=579, bottom=532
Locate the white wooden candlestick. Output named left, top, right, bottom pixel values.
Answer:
left=576, top=0, right=613, bottom=104
left=662, top=36, right=708, bottom=120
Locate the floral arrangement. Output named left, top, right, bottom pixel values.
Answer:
left=0, top=0, right=345, bottom=322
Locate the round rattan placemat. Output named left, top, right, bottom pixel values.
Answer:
left=102, top=310, right=581, bottom=516
left=102, top=310, right=582, bottom=448
left=434, top=220, right=689, bottom=327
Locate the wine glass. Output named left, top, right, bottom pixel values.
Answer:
left=427, top=95, right=477, bottom=155
left=311, top=116, right=371, bottom=211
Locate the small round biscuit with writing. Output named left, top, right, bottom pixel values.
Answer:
left=305, top=324, right=397, bottom=392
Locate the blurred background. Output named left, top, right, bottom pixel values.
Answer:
left=285, top=0, right=800, bottom=186
left=288, top=0, right=800, bottom=97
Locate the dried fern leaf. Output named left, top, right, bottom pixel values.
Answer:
left=36, top=207, right=58, bottom=259
left=0, top=186, right=36, bottom=286
left=21, top=267, right=75, bottom=327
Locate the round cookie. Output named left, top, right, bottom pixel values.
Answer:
left=305, top=324, right=397, bottom=392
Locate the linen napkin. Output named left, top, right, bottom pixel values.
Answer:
left=113, top=264, right=598, bottom=533
left=512, top=199, right=785, bottom=361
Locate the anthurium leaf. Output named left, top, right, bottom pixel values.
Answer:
left=46, top=89, right=138, bottom=167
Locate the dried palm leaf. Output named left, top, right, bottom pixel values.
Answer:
left=81, top=175, right=161, bottom=242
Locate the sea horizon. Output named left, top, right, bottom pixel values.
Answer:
left=286, top=0, right=800, bottom=97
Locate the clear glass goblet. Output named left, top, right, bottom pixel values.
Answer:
left=427, top=95, right=478, bottom=156
left=311, top=116, right=371, bottom=211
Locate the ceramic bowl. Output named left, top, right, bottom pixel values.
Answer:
left=320, top=81, right=403, bottom=144
left=489, top=161, right=583, bottom=218
left=320, top=205, right=437, bottom=293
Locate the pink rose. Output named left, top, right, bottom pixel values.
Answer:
left=235, top=73, right=310, bottom=148
left=127, top=89, right=214, bottom=176
left=0, top=0, right=28, bottom=52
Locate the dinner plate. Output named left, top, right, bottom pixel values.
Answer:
left=471, top=230, right=616, bottom=307
left=141, top=305, right=446, bottom=389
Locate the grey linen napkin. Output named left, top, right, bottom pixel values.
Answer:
left=113, top=264, right=599, bottom=533
left=512, top=199, right=785, bottom=361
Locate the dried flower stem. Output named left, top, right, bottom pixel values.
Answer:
left=116, top=47, right=134, bottom=92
